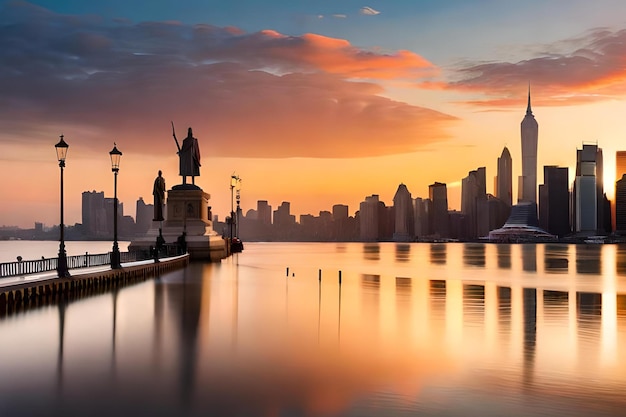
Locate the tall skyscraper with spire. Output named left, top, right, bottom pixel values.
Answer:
left=519, top=86, right=538, bottom=203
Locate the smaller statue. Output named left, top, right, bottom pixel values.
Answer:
left=153, top=170, right=166, bottom=221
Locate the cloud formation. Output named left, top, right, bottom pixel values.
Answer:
left=444, top=28, right=626, bottom=107
left=0, top=1, right=453, bottom=159
left=360, top=6, right=381, bottom=16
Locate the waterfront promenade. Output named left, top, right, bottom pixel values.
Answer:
left=0, top=252, right=189, bottom=316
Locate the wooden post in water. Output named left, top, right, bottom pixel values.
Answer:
left=339, top=270, right=342, bottom=286
left=319, top=269, right=321, bottom=282
left=286, top=267, right=289, bottom=277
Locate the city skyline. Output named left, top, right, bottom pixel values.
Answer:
left=3, top=1, right=626, bottom=228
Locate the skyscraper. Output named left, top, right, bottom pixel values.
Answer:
left=519, top=86, right=538, bottom=203
left=257, top=200, right=272, bottom=225
left=429, top=182, right=449, bottom=238
left=496, top=147, right=512, bottom=206
left=461, top=167, right=487, bottom=239
left=613, top=151, right=626, bottom=230
left=392, top=183, right=414, bottom=241
left=574, top=144, right=598, bottom=232
left=616, top=174, right=626, bottom=233
left=359, top=195, right=380, bottom=241
left=539, top=166, right=570, bottom=237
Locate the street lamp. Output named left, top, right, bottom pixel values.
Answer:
left=109, top=143, right=122, bottom=269
left=229, top=174, right=239, bottom=242
left=235, top=177, right=241, bottom=238
left=55, top=135, right=70, bottom=277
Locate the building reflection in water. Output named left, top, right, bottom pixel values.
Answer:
left=17, top=242, right=626, bottom=417
left=363, top=243, right=380, bottom=261
left=497, top=286, right=512, bottom=329
left=616, top=245, right=626, bottom=276
left=463, top=284, right=485, bottom=323
left=522, top=288, right=537, bottom=390
left=395, top=277, right=412, bottom=295
left=463, top=243, right=485, bottom=267
left=156, top=265, right=204, bottom=409
left=430, top=280, right=446, bottom=318
left=576, top=244, right=602, bottom=274
left=395, top=244, right=411, bottom=262
left=361, top=274, right=381, bottom=291
left=430, top=243, right=447, bottom=265
left=618, top=295, right=626, bottom=319
left=56, top=301, right=66, bottom=395
left=544, top=244, right=569, bottom=274
left=521, top=244, right=536, bottom=272
left=496, top=244, right=511, bottom=269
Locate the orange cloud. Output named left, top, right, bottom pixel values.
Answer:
left=0, top=1, right=454, bottom=160
left=436, top=28, right=626, bottom=107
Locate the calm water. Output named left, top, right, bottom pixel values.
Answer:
left=1, top=241, right=626, bottom=416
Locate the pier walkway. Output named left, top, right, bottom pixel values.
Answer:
left=0, top=254, right=190, bottom=317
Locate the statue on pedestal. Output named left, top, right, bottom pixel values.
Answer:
left=172, top=123, right=201, bottom=186
left=152, top=170, right=166, bottom=221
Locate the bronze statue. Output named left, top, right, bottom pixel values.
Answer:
left=153, top=170, right=166, bottom=221
left=172, top=123, right=201, bottom=185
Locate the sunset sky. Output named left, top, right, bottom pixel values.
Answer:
left=3, top=0, right=626, bottom=228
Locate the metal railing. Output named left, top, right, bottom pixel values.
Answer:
left=0, top=244, right=184, bottom=279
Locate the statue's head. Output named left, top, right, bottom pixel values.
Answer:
left=188, top=127, right=193, bottom=136
left=158, top=170, right=162, bottom=176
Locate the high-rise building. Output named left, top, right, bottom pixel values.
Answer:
left=613, top=151, right=626, bottom=230
left=82, top=191, right=108, bottom=237
left=273, top=202, right=294, bottom=228
left=461, top=167, right=487, bottom=238
left=257, top=200, right=272, bottom=225
left=574, top=144, right=598, bottom=232
left=135, top=197, right=153, bottom=235
left=392, top=183, right=414, bottom=241
left=539, top=166, right=570, bottom=237
left=413, top=197, right=430, bottom=238
left=359, top=195, right=380, bottom=241
left=496, top=147, right=513, bottom=206
left=429, top=182, right=449, bottom=238
left=616, top=174, right=626, bottom=233
left=519, top=87, right=538, bottom=203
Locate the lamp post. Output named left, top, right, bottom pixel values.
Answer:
left=235, top=177, right=241, bottom=238
left=55, top=135, right=70, bottom=277
left=229, top=174, right=239, bottom=242
left=109, top=144, right=122, bottom=269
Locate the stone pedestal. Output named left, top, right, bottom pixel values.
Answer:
left=129, top=185, right=227, bottom=261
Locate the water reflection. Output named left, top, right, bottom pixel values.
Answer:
left=463, top=284, right=485, bottom=322
left=617, top=245, right=626, bottom=276
left=361, top=274, right=381, bottom=291
left=544, top=244, right=569, bottom=273
left=3, top=243, right=626, bottom=417
left=496, top=244, right=511, bottom=269
left=394, top=243, right=411, bottom=262
left=522, top=244, right=537, bottom=272
left=576, top=244, right=602, bottom=274
left=168, top=267, right=203, bottom=407
left=430, top=280, right=446, bottom=316
left=463, top=243, right=485, bottom=267
left=497, top=286, right=511, bottom=326
left=363, top=243, right=380, bottom=260
left=522, top=288, right=537, bottom=389
left=395, top=277, right=411, bottom=294
left=429, top=243, right=447, bottom=265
